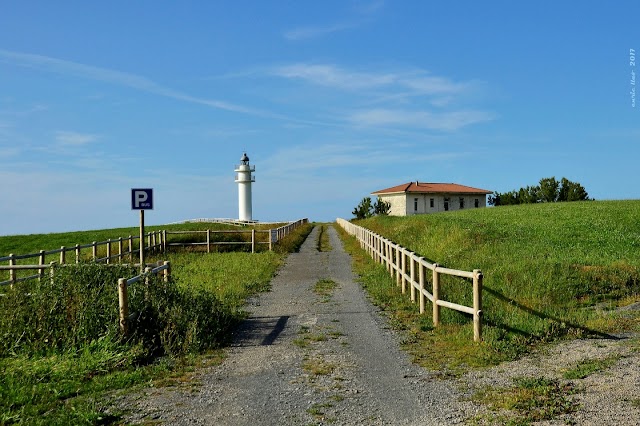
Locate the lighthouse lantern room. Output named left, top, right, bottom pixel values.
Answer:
left=234, top=152, right=255, bottom=221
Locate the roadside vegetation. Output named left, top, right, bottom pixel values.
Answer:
left=0, top=221, right=312, bottom=425
left=339, top=200, right=640, bottom=372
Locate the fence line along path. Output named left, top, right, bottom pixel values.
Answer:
left=336, top=218, right=484, bottom=342
left=0, top=219, right=308, bottom=287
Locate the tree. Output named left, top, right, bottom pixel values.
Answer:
left=352, top=196, right=390, bottom=219
left=373, top=197, right=391, bottom=216
left=558, top=177, right=590, bottom=201
left=488, top=177, right=591, bottom=206
left=538, top=177, right=560, bottom=202
left=352, top=197, right=373, bottom=220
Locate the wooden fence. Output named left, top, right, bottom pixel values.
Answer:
left=0, top=220, right=308, bottom=287
left=164, top=218, right=308, bottom=253
left=0, top=231, right=164, bottom=287
left=336, top=218, right=484, bottom=342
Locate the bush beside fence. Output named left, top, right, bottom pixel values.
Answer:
left=336, top=218, right=484, bottom=342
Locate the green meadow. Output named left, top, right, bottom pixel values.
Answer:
left=342, top=200, right=640, bottom=370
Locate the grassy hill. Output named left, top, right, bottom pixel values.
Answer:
left=350, top=200, right=640, bottom=368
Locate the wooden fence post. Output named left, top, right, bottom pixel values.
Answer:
left=60, top=246, right=66, bottom=265
left=106, top=239, right=112, bottom=264
left=8, top=254, right=15, bottom=288
left=118, top=238, right=123, bottom=263
left=473, top=269, right=483, bottom=342
left=144, top=266, right=152, bottom=286
left=207, top=229, right=211, bottom=253
left=432, top=264, right=440, bottom=327
left=268, top=230, right=273, bottom=251
left=38, top=250, right=45, bottom=281
left=163, top=230, right=167, bottom=253
left=128, top=236, right=133, bottom=261
left=118, top=278, right=128, bottom=335
left=92, top=242, right=97, bottom=261
left=401, top=249, right=407, bottom=293
left=395, top=246, right=401, bottom=286
left=163, top=261, right=171, bottom=282
left=251, top=229, right=256, bottom=253
left=49, top=261, right=56, bottom=285
left=418, top=258, right=425, bottom=314
left=409, top=253, right=416, bottom=302
left=75, top=244, right=81, bottom=263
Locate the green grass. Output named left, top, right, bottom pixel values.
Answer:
left=0, top=221, right=311, bottom=425
left=561, top=355, right=619, bottom=379
left=339, top=200, right=640, bottom=371
left=472, top=377, right=578, bottom=425
left=316, top=224, right=332, bottom=252
left=313, top=278, right=338, bottom=302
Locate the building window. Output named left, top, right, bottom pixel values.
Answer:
left=430, top=198, right=434, bottom=208
left=414, top=198, right=418, bottom=212
left=444, top=198, right=449, bottom=211
left=459, top=198, right=464, bottom=209
left=475, top=198, right=479, bottom=208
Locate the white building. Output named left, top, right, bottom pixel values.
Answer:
left=372, top=181, right=492, bottom=216
left=234, top=153, right=255, bottom=221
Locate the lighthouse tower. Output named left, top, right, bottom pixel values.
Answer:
left=234, top=152, right=255, bottom=221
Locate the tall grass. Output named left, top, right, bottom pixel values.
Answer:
left=347, top=201, right=640, bottom=369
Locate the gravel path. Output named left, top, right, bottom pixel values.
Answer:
left=117, top=225, right=640, bottom=425
left=119, top=225, right=474, bottom=425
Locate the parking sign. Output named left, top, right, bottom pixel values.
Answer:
left=131, top=188, right=153, bottom=210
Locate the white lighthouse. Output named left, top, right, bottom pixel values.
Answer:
left=234, top=152, right=255, bottom=221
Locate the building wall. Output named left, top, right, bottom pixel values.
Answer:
left=378, top=193, right=407, bottom=216
left=379, top=193, right=487, bottom=216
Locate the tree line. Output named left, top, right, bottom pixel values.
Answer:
left=488, top=177, right=592, bottom=206
left=352, top=196, right=391, bottom=219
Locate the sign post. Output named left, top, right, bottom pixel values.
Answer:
left=131, top=189, right=153, bottom=271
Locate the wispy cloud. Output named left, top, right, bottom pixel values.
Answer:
left=283, top=0, right=384, bottom=41
left=262, top=142, right=468, bottom=176
left=349, top=109, right=496, bottom=131
left=274, top=64, right=395, bottom=90
left=55, top=131, right=98, bottom=146
left=273, top=63, right=471, bottom=96
left=272, top=63, right=495, bottom=131
left=284, top=22, right=358, bottom=41
left=0, top=49, right=263, bottom=116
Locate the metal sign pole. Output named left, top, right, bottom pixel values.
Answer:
left=140, top=209, right=145, bottom=271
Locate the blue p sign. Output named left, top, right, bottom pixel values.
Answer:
left=131, top=188, right=153, bottom=210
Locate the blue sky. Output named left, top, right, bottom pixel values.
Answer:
left=1, top=1, right=638, bottom=235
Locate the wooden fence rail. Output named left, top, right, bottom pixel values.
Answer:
left=336, top=218, right=483, bottom=342
left=0, top=231, right=164, bottom=287
left=163, top=218, right=308, bottom=252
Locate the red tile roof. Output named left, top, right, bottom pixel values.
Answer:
left=372, top=182, right=492, bottom=195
